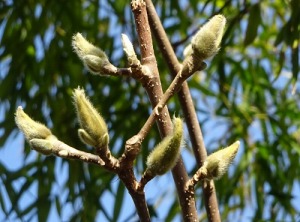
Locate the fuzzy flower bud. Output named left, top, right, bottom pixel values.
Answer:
left=191, top=14, right=226, bottom=59
left=72, top=33, right=112, bottom=75
left=73, top=88, right=109, bottom=151
left=121, top=34, right=139, bottom=66
left=15, top=106, right=52, bottom=141
left=146, top=117, right=183, bottom=176
left=202, top=141, right=240, bottom=180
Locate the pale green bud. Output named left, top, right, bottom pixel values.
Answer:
left=15, top=106, right=52, bottom=141
left=29, top=135, right=57, bottom=155
left=121, top=34, right=139, bottom=65
left=203, top=141, right=240, bottom=180
left=192, top=14, right=226, bottom=59
left=146, top=117, right=183, bottom=176
left=73, top=88, right=109, bottom=150
left=72, top=33, right=111, bottom=75
left=72, top=33, right=108, bottom=61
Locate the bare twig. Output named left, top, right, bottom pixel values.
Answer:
left=117, top=167, right=150, bottom=222
left=29, top=138, right=117, bottom=169
left=136, top=61, right=206, bottom=142
left=131, top=1, right=199, bottom=221
left=145, top=0, right=221, bottom=221
left=185, top=167, right=207, bottom=191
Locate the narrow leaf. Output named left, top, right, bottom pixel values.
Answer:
left=244, top=3, right=261, bottom=46
left=112, top=180, right=125, bottom=221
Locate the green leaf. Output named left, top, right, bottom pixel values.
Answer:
left=291, top=42, right=299, bottom=83
left=244, top=3, right=261, bottom=46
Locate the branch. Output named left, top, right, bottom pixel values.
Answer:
left=131, top=1, right=198, bottom=221
left=136, top=61, right=206, bottom=141
left=29, top=138, right=109, bottom=167
left=145, top=0, right=221, bottom=221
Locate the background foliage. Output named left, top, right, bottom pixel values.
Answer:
left=0, top=0, right=299, bottom=221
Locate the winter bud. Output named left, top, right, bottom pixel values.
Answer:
left=15, top=106, right=52, bottom=141
left=203, top=141, right=240, bottom=180
left=146, top=117, right=183, bottom=176
left=73, top=88, right=109, bottom=151
left=191, top=14, right=226, bottom=59
left=72, top=33, right=112, bottom=75
left=121, top=34, right=139, bottom=66
left=29, top=135, right=57, bottom=155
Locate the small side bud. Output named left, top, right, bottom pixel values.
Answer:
left=191, top=14, right=226, bottom=59
left=82, top=55, right=108, bottom=74
left=203, top=141, right=240, bottom=180
left=78, top=129, right=98, bottom=147
left=30, top=138, right=54, bottom=155
left=15, top=106, right=52, bottom=141
left=73, top=88, right=109, bottom=151
left=146, top=117, right=183, bottom=176
left=121, top=34, right=139, bottom=66
left=72, top=33, right=114, bottom=75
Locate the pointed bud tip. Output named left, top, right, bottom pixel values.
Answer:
left=204, top=140, right=240, bottom=180
left=15, top=107, right=52, bottom=141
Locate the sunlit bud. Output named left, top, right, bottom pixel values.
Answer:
left=73, top=88, right=109, bottom=150
left=203, top=141, right=240, bottom=180
left=72, top=33, right=112, bottom=75
left=146, top=117, right=183, bottom=176
left=15, top=106, right=52, bottom=141
left=121, top=34, right=139, bottom=65
left=72, top=33, right=108, bottom=61
left=192, top=14, right=226, bottom=59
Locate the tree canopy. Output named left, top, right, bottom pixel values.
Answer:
left=0, top=0, right=299, bottom=221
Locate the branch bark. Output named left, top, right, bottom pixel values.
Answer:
left=145, top=1, right=221, bottom=221
left=131, top=1, right=198, bottom=221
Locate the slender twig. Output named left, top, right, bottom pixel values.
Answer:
left=185, top=167, right=207, bottom=191
left=136, top=61, right=206, bottom=142
left=145, top=0, right=221, bottom=221
left=30, top=138, right=118, bottom=169
left=117, top=167, right=150, bottom=222
left=137, top=171, right=154, bottom=192
left=131, top=1, right=199, bottom=221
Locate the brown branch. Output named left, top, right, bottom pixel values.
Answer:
left=136, top=61, right=206, bottom=142
left=185, top=167, right=207, bottom=191
left=29, top=138, right=119, bottom=169
left=118, top=167, right=150, bottom=222
left=131, top=1, right=198, bottom=221
left=145, top=0, right=221, bottom=221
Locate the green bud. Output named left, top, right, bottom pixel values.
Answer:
left=191, top=14, right=226, bottom=59
left=146, top=117, right=183, bottom=176
left=29, top=137, right=54, bottom=155
left=203, top=141, right=240, bottom=180
left=73, top=88, right=109, bottom=150
left=72, top=33, right=111, bottom=75
left=121, top=34, right=139, bottom=65
left=72, top=33, right=108, bottom=61
left=15, top=106, right=52, bottom=141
